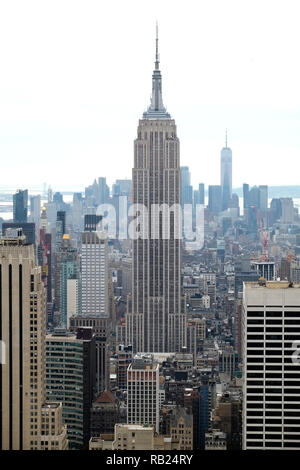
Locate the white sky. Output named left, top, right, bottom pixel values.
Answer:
left=1, top=0, right=300, bottom=191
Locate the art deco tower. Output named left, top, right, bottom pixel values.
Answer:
left=0, top=232, right=67, bottom=450
left=126, top=27, right=186, bottom=353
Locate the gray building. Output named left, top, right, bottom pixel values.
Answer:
left=125, top=28, right=186, bottom=353
left=220, top=133, right=232, bottom=211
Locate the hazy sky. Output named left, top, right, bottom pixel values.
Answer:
left=1, top=0, right=300, bottom=191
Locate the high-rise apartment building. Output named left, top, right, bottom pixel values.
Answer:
left=117, top=344, right=133, bottom=390
left=54, top=235, right=80, bottom=326
left=0, top=232, right=67, bottom=450
left=125, top=28, right=187, bottom=353
left=81, top=231, right=108, bottom=317
left=243, top=280, right=300, bottom=450
left=220, top=133, right=232, bottom=211
left=69, top=315, right=110, bottom=394
left=46, top=327, right=96, bottom=449
left=127, top=355, right=160, bottom=433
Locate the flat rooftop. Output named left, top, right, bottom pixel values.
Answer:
left=245, top=280, right=300, bottom=289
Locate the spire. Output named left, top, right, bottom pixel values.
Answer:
left=155, top=21, right=159, bottom=70
left=225, top=128, right=228, bottom=148
left=143, top=24, right=171, bottom=120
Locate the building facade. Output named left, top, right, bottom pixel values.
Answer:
left=125, top=28, right=186, bottom=353
left=243, top=280, right=300, bottom=449
left=127, top=356, right=160, bottom=433
left=0, top=233, right=67, bottom=450
left=81, top=231, right=108, bottom=317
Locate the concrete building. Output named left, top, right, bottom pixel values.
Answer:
left=89, top=424, right=180, bottom=450
left=205, top=430, right=227, bottom=450
left=0, top=233, right=67, bottom=450
left=81, top=231, right=108, bottom=317
left=127, top=355, right=160, bottom=433
left=66, top=278, right=80, bottom=328
left=243, top=280, right=300, bottom=449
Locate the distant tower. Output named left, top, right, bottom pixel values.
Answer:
left=40, top=206, right=49, bottom=233
left=13, top=189, right=28, bottom=223
left=181, top=166, right=193, bottom=207
left=220, top=130, right=232, bottom=211
left=208, top=185, right=222, bottom=215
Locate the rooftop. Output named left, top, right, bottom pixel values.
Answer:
left=245, top=280, right=300, bottom=289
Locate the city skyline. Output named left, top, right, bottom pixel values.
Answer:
left=1, top=1, right=300, bottom=188
left=2, top=0, right=300, bottom=453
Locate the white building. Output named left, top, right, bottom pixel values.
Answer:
left=220, top=137, right=232, bottom=211
left=127, top=355, right=160, bottom=433
left=66, top=278, right=80, bottom=328
left=81, top=231, right=108, bottom=317
left=243, top=279, right=300, bottom=450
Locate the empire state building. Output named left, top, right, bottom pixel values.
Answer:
left=126, top=28, right=187, bottom=353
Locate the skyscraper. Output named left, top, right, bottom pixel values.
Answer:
left=243, top=280, right=300, bottom=450
left=127, top=355, right=160, bottom=433
left=126, top=27, right=186, bottom=353
left=208, top=185, right=222, bottom=215
left=81, top=231, right=108, bottom=317
left=198, top=183, right=205, bottom=205
left=13, top=189, right=28, bottom=223
left=46, top=327, right=96, bottom=449
left=181, top=166, right=193, bottom=207
left=29, top=195, right=41, bottom=229
left=220, top=132, right=232, bottom=211
left=243, top=183, right=249, bottom=210
left=0, top=232, right=67, bottom=450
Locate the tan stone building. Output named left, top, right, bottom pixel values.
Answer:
left=89, top=424, right=180, bottom=450
left=169, top=407, right=193, bottom=450
left=0, top=233, right=67, bottom=450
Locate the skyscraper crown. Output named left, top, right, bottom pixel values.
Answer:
left=143, top=24, right=171, bottom=120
